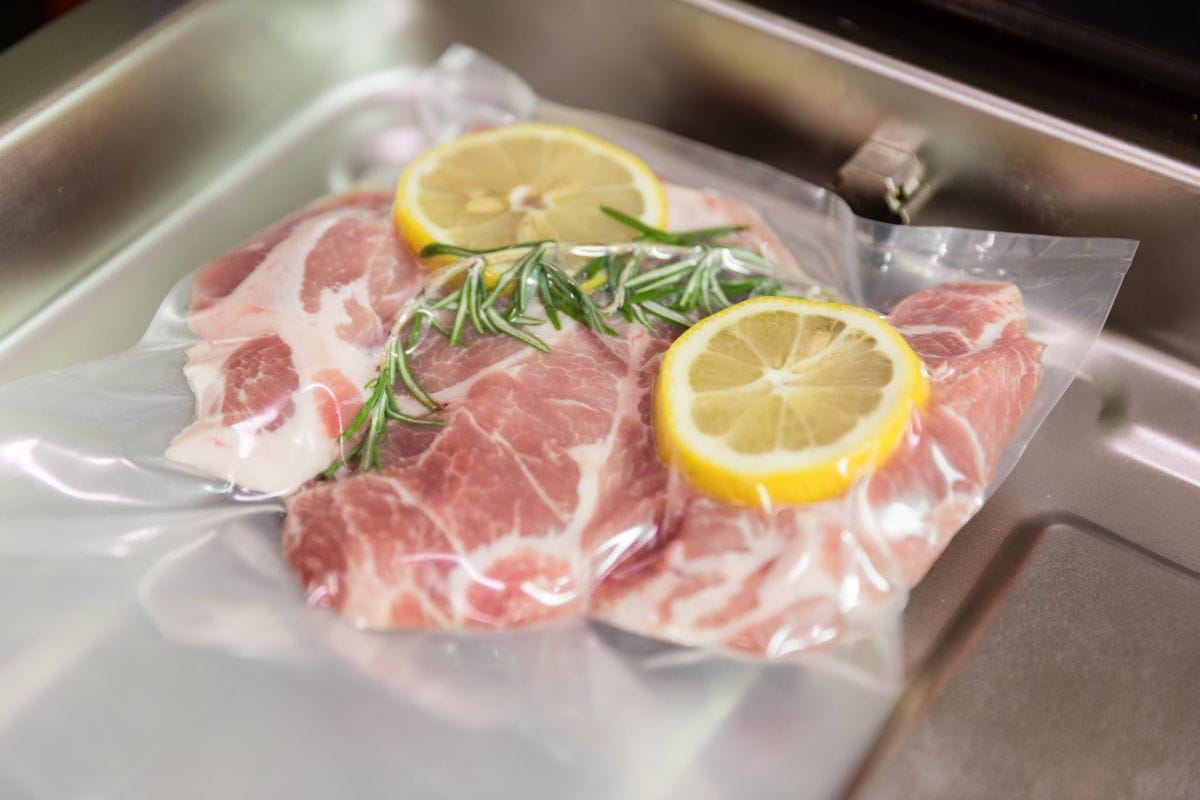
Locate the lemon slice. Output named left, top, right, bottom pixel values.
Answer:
left=395, top=123, right=668, bottom=256
left=655, top=296, right=930, bottom=506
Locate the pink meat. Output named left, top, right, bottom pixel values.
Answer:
left=665, top=184, right=796, bottom=269
left=282, top=281, right=1041, bottom=644
left=169, top=183, right=780, bottom=497
left=591, top=281, right=1045, bottom=656
left=166, top=189, right=426, bottom=494
left=189, top=189, right=394, bottom=314
left=277, top=186, right=786, bottom=630
left=283, top=321, right=669, bottom=628
left=217, top=335, right=299, bottom=433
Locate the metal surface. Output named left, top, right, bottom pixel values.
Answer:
left=863, top=519, right=1200, bottom=799
left=833, top=120, right=931, bottom=223
left=1, top=0, right=1199, bottom=797
left=850, top=331, right=1200, bottom=798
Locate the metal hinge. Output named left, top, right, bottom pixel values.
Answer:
left=833, top=120, right=932, bottom=224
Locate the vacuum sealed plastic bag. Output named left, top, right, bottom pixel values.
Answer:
left=0, top=46, right=1134, bottom=798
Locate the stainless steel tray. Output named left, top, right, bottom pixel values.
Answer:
left=2, top=1, right=1198, bottom=797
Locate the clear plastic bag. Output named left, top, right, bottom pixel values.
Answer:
left=0, top=46, right=1135, bottom=798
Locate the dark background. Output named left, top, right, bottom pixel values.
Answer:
left=2, top=0, right=87, bottom=50
left=758, top=0, right=1200, bottom=155
left=2, top=0, right=1198, bottom=148
left=762, top=0, right=1200, bottom=100
left=3, top=0, right=1197, bottom=97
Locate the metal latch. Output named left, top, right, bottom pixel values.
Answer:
left=833, top=120, right=932, bottom=224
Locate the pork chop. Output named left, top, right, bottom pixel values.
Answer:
left=591, top=281, right=1045, bottom=656
left=166, top=189, right=426, bottom=494
left=283, top=319, right=669, bottom=627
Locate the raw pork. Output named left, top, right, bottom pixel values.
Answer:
left=278, top=187, right=794, bottom=628
left=168, top=185, right=787, bottom=496
left=283, top=281, right=1041, bottom=642
left=166, top=190, right=426, bottom=494
left=283, top=320, right=669, bottom=627
left=591, top=281, right=1045, bottom=656
left=665, top=184, right=796, bottom=269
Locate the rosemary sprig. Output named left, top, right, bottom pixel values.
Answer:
left=326, top=212, right=792, bottom=475
left=320, top=336, right=445, bottom=477
left=598, top=206, right=750, bottom=246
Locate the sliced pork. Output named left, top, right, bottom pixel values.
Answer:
left=276, top=186, right=792, bottom=628
left=591, top=281, right=1045, bottom=656
left=166, top=189, right=426, bottom=494
left=283, top=320, right=669, bottom=628
left=664, top=184, right=796, bottom=269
